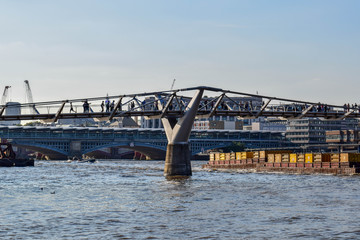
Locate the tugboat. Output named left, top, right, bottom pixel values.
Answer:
left=0, top=143, right=34, bottom=167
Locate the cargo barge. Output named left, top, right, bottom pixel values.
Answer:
left=203, top=151, right=360, bottom=175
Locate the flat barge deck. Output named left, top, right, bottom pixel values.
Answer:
left=203, top=151, right=360, bottom=175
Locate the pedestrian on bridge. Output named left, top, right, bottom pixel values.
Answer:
left=105, top=98, right=110, bottom=112
left=153, top=101, right=158, bottom=110
left=110, top=100, right=115, bottom=112
left=100, top=101, right=104, bottom=112
left=69, top=102, right=76, bottom=113
left=204, top=100, right=208, bottom=110
left=141, top=100, right=146, bottom=110
left=317, top=103, right=321, bottom=112
left=83, top=100, right=90, bottom=113
left=245, top=101, right=249, bottom=111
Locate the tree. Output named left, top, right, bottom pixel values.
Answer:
left=23, top=121, right=42, bottom=126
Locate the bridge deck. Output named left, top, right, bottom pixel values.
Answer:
left=0, top=110, right=358, bottom=121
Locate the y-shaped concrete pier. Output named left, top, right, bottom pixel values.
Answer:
left=161, top=89, right=204, bottom=177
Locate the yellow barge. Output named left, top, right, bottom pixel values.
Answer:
left=204, top=151, right=360, bottom=175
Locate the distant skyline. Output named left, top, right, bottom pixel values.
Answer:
left=0, top=0, right=359, bottom=105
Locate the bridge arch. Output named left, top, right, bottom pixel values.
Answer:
left=12, top=142, right=69, bottom=159
left=82, top=142, right=167, bottom=160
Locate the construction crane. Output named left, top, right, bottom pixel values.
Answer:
left=1, top=86, right=11, bottom=105
left=24, top=80, right=39, bottom=114
left=171, top=79, right=176, bottom=90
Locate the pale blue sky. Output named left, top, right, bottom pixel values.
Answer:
left=0, top=0, right=359, bottom=104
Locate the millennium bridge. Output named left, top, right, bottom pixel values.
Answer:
left=1, top=86, right=359, bottom=177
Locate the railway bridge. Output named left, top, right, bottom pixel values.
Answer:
left=0, top=126, right=286, bottom=160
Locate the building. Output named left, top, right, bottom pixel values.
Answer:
left=326, top=130, right=359, bottom=144
left=140, top=97, right=163, bottom=129
left=286, top=118, right=359, bottom=145
left=193, top=118, right=243, bottom=130
left=251, top=118, right=287, bottom=132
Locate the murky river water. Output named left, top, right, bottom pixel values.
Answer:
left=1, top=160, right=360, bottom=239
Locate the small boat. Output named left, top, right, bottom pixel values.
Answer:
left=0, top=143, right=34, bottom=167
left=0, top=158, right=34, bottom=167
left=72, top=156, right=96, bottom=163
left=77, top=158, right=96, bottom=163
left=86, top=158, right=96, bottom=163
left=0, top=158, right=14, bottom=167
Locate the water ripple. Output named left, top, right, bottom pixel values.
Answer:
left=1, top=160, right=360, bottom=239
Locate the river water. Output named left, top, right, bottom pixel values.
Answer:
left=1, top=160, right=360, bottom=239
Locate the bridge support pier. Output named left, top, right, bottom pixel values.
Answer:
left=162, top=89, right=204, bottom=177
left=164, top=143, right=191, bottom=176
left=69, top=141, right=82, bottom=158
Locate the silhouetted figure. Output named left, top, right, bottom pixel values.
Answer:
left=69, top=102, right=76, bottom=113
left=105, top=98, right=110, bottom=112
left=83, top=100, right=89, bottom=113
left=100, top=101, right=104, bottom=112
left=245, top=101, right=249, bottom=110
left=110, top=100, right=115, bottom=112
left=141, top=100, right=146, bottom=110
left=154, top=101, right=158, bottom=110
left=204, top=100, right=208, bottom=110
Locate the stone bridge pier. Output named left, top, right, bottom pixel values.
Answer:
left=69, top=141, right=82, bottom=158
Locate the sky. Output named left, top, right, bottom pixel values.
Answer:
left=0, top=0, right=359, bottom=104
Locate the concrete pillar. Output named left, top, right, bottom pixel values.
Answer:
left=110, top=147, right=118, bottom=159
left=164, top=143, right=191, bottom=176
left=162, top=89, right=204, bottom=177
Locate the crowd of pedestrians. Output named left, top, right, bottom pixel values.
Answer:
left=75, top=96, right=360, bottom=115
left=344, top=103, right=359, bottom=112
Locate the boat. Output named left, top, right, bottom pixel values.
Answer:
left=72, top=156, right=96, bottom=163
left=84, top=158, right=96, bottom=163
left=77, top=158, right=96, bottom=163
left=0, top=143, right=34, bottom=167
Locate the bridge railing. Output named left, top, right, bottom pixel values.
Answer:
left=0, top=86, right=359, bottom=121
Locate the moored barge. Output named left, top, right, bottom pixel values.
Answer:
left=203, top=151, right=360, bottom=175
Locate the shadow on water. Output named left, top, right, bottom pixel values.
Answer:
left=165, top=175, right=191, bottom=181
